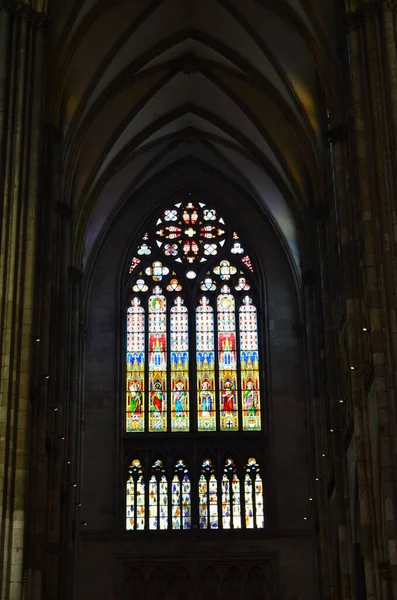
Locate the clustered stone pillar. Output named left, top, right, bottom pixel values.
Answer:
left=316, top=0, right=397, bottom=598
left=0, top=2, right=46, bottom=599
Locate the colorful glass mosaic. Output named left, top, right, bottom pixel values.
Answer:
left=218, top=287, right=238, bottom=431
left=171, top=298, right=189, bottom=431
left=148, top=288, right=167, bottom=432
left=126, top=198, right=262, bottom=435
left=240, top=296, right=261, bottom=431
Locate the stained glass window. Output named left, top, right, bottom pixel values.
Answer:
left=149, top=460, right=168, bottom=530
left=126, top=456, right=263, bottom=531
left=199, top=459, right=218, bottom=529
left=148, top=287, right=167, bottom=432
left=222, top=459, right=241, bottom=530
left=245, top=458, right=263, bottom=529
left=125, top=198, right=265, bottom=532
left=172, top=460, right=191, bottom=530
left=171, top=298, right=189, bottom=431
left=197, top=297, right=216, bottom=431
left=240, top=297, right=261, bottom=431
left=126, top=299, right=145, bottom=432
left=218, top=287, right=238, bottom=431
left=126, top=460, right=145, bottom=531
left=126, top=200, right=262, bottom=434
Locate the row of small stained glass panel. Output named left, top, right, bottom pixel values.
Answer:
left=126, top=294, right=261, bottom=432
left=126, top=474, right=264, bottom=530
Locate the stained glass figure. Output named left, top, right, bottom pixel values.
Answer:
left=170, top=298, right=189, bottom=431
left=245, top=458, right=264, bottom=529
left=222, top=473, right=231, bottom=529
left=149, top=460, right=168, bottom=530
left=148, top=288, right=167, bottom=432
left=244, top=473, right=254, bottom=529
left=172, top=460, right=191, bottom=530
left=126, top=298, right=145, bottom=432
left=209, top=473, right=218, bottom=529
left=218, top=287, right=238, bottom=431
left=182, top=473, right=191, bottom=529
left=255, top=473, right=264, bottom=528
left=199, top=474, right=208, bottom=529
left=148, top=475, right=158, bottom=530
left=232, top=472, right=242, bottom=529
left=126, top=460, right=145, bottom=530
left=171, top=474, right=181, bottom=530
left=222, top=458, right=241, bottom=529
left=199, top=459, right=218, bottom=529
left=240, top=297, right=261, bottom=431
left=196, top=297, right=216, bottom=431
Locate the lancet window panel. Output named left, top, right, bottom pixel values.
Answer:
left=126, top=456, right=265, bottom=531
left=126, top=284, right=262, bottom=433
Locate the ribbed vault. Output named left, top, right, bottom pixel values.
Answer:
left=48, top=0, right=340, bottom=274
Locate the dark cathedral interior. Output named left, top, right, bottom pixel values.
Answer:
left=1, top=0, right=397, bottom=598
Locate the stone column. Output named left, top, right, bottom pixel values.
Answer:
left=343, top=0, right=397, bottom=597
left=0, top=2, right=46, bottom=599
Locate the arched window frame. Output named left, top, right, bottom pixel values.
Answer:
left=124, top=200, right=265, bottom=435
left=122, top=197, right=268, bottom=532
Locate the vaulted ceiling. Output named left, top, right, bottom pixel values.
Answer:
left=48, top=0, right=341, bottom=273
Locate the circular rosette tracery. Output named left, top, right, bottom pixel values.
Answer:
left=155, top=201, right=226, bottom=265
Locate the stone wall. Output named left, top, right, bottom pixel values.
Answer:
left=76, top=167, right=315, bottom=599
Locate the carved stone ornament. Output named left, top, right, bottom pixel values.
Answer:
left=121, top=558, right=274, bottom=600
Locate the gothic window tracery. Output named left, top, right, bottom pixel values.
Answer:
left=126, top=200, right=261, bottom=433
left=126, top=457, right=264, bottom=531
left=124, top=197, right=265, bottom=532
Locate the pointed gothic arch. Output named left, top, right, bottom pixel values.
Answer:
left=124, top=194, right=266, bottom=531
